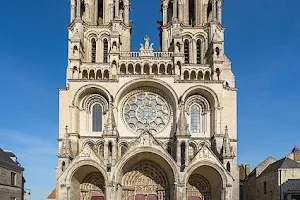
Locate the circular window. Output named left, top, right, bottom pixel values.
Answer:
left=123, top=91, right=171, bottom=134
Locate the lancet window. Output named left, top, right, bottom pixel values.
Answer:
left=196, top=39, right=202, bottom=64
left=92, top=104, right=103, bottom=132
left=190, top=104, right=201, bottom=133
left=186, top=95, right=211, bottom=134
left=184, top=40, right=190, bottom=64
left=91, top=38, right=96, bottom=63
left=103, top=39, right=108, bottom=63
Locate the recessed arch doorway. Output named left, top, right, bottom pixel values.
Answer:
left=187, top=165, right=224, bottom=200
left=70, top=165, right=106, bottom=200
left=119, top=152, right=176, bottom=200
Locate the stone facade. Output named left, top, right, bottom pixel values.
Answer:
left=0, top=148, right=25, bottom=200
left=243, top=147, right=300, bottom=200
left=51, top=0, right=239, bottom=199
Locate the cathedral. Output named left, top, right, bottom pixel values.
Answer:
left=53, top=0, right=239, bottom=199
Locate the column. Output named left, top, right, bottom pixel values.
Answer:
left=194, top=0, right=198, bottom=25
left=124, top=5, right=129, bottom=24
left=221, top=188, right=225, bottom=200
left=178, top=3, right=183, bottom=22
left=104, top=141, right=108, bottom=166
left=70, top=4, right=76, bottom=22
left=115, top=0, right=119, bottom=19
left=163, top=5, right=167, bottom=25
left=193, top=39, right=197, bottom=64
left=185, top=141, right=188, bottom=166
left=110, top=3, right=114, bottom=22
left=95, top=0, right=98, bottom=23
left=177, top=142, right=181, bottom=166
left=215, top=107, right=222, bottom=135
left=212, top=0, right=217, bottom=21
left=71, top=107, right=78, bottom=133
left=162, top=30, right=168, bottom=52
left=112, top=141, right=117, bottom=165
left=184, top=0, right=189, bottom=24
left=77, top=0, right=81, bottom=18
left=85, top=3, right=90, bottom=22
left=217, top=1, right=222, bottom=23
left=173, top=0, right=178, bottom=20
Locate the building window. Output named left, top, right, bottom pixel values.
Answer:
left=11, top=172, right=16, bottom=186
left=92, top=104, right=103, bottom=132
left=121, top=145, right=128, bottom=156
left=91, top=38, right=96, bottom=63
left=197, top=40, right=202, bottom=64
left=10, top=198, right=16, bottom=200
left=190, top=104, right=201, bottom=133
left=227, top=162, right=231, bottom=172
left=184, top=39, right=189, bottom=64
left=263, top=181, right=267, bottom=194
left=103, top=39, right=108, bottom=63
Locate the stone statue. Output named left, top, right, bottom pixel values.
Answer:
left=144, top=35, right=150, bottom=49
left=139, top=35, right=154, bottom=51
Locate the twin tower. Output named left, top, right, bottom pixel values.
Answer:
left=67, top=0, right=232, bottom=85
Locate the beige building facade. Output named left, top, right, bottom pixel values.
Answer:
left=243, top=147, right=300, bottom=200
left=52, top=0, right=239, bottom=199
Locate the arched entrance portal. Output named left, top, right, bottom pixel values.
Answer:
left=187, top=166, right=223, bottom=200
left=120, top=152, right=175, bottom=200
left=187, top=174, right=211, bottom=200
left=71, top=165, right=106, bottom=200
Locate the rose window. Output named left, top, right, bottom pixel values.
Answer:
left=123, top=92, right=171, bottom=134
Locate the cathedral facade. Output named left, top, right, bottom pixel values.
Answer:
left=54, top=0, right=239, bottom=199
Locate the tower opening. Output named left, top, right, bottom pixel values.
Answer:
left=189, top=0, right=195, bottom=25
left=184, top=39, right=190, bottom=63
left=167, top=0, right=173, bottom=23
left=97, top=0, right=104, bottom=24
left=207, top=2, right=213, bottom=23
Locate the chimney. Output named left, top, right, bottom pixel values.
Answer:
left=292, top=146, right=300, bottom=162
left=245, top=164, right=250, bottom=176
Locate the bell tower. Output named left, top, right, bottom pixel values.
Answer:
left=66, top=0, right=132, bottom=81
left=159, top=0, right=233, bottom=85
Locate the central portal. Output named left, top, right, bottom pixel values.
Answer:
left=121, top=160, right=171, bottom=200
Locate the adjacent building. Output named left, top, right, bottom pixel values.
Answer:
left=50, top=0, right=239, bottom=199
left=0, top=148, right=25, bottom=200
left=243, top=147, right=300, bottom=200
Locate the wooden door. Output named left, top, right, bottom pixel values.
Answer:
left=135, top=194, right=145, bottom=200
left=91, top=196, right=104, bottom=200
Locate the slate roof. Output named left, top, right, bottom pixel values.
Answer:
left=260, top=157, right=300, bottom=177
left=0, top=148, right=23, bottom=171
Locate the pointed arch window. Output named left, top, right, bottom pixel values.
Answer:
left=190, top=104, right=201, bottom=133
left=91, top=38, right=96, bottom=63
left=92, top=104, right=103, bottom=132
left=184, top=39, right=190, bottom=64
left=103, top=38, right=108, bottom=63
left=196, top=39, right=202, bottom=64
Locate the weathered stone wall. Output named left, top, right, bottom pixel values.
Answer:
left=0, top=166, right=23, bottom=200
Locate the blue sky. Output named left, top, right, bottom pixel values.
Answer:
left=0, top=0, right=299, bottom=199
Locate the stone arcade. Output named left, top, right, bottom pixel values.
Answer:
left=52, top=0, right=239, bottom=199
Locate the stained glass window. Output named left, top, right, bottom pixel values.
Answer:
left=92, top=104, right=102, bottom=132
left=190, top=104, right=201, bottom=133
left=123, top=92, right=170, bottom=134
